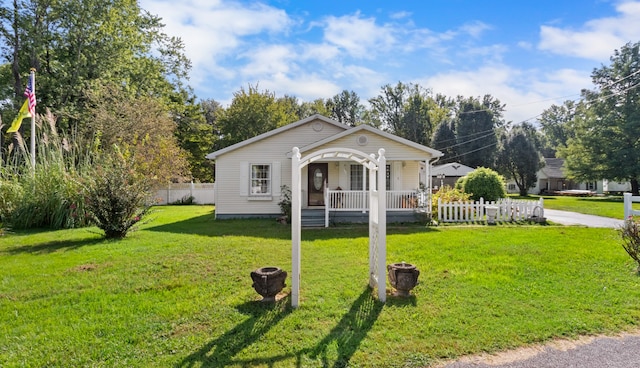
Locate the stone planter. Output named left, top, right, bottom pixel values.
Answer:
left=387, top=262, right=420, bottom=297
left=250, top=266, right=287, bottom=302
left=485, top=205, right=499, bottom=225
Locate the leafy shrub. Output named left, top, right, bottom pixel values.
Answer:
left=170, top=195, right=195, bottom=205
left=620, top=217, right=640, bottom=273
left=431, top=186, right=472, bottom=220
left=84, top=150, right=152, bottom=238
left=455, top=167, right=506, bottom=201
left=278, top=185, right=292, bottom=223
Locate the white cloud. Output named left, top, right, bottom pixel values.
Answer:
left=140, top=0, right=292, bottom=74
left=422, top=64, right=590, bottom=124
left=240, top=45, right=295, bottom=77
left=322, top=12, right=396, bottom=58
left=389, top=11, right=412, bottom=20
left=538, top=0, right=640, bottom=60
left=458, top=21, right=492, bottom=38
left=255, top=72, right=341, bottom=101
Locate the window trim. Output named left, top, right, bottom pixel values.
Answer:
left=249, top=163, right=272, bottom=196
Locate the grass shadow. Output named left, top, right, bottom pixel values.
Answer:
left=146, top=210, right=440, bottom=241
left=307, top=287, right=384, bottom=367
left=176, top=296, right=293, bottom=368
left=3, top=237, right=106, bottom=255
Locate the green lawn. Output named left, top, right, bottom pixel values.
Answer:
left=513, top=194, right=638, bottom=219
left=1, top=206, right=640, bottom=367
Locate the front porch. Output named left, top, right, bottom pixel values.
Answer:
left=302, top=189, right=430, bottom=227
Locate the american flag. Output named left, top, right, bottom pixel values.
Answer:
left=24, top=75, right=35, bottom=115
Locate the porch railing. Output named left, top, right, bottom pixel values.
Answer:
left=324, top=189, right=430, bottom=212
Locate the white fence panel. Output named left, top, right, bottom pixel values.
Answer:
left=155, top=183, right=215, bottom=205
left=624, top=193, right=640, bottom=218
left=438, top=197, right=543, bottom=223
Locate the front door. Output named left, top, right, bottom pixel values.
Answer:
left=308, top=163, right=328, bottom=206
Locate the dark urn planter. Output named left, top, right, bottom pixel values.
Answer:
left=387, top=262, right=420, bottom=297
left=250, top=266, right=287, bottom=302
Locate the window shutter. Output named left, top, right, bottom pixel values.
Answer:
left=272, top=161, right=281, bottom=196
left=239, top=161, right=248, bottom=196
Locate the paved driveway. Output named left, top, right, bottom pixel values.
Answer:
left=439, top=331, right=640, bottom=368
left=543, top=209, right=624, bottom=228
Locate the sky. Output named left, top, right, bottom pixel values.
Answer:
left=139, top=0, right=640, bottom=124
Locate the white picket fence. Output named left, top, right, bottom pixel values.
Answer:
left=624, top=193, right=640, bottom=218
left=438, top=197, right=544, bottom=223
left=155, top=183, right=215, bottom=205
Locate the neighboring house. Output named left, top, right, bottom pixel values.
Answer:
left=505, top=157, right=630, bottom=195
left=428, top=162, right=475, bottom=189
left=206, top=114, right=443, bottom=223
left=506, top=158, right=578, bottom=195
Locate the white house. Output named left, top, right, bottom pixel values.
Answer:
left=505, top=157, right=630, bottom=195
left=206, top=114, right=443, bottom=223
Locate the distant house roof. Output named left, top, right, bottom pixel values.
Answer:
left=540, top=158, right=566, bottom=178
left=431, top=162, right=475, bottom=176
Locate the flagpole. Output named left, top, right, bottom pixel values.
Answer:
left=30, top=68, right=35, bottom=169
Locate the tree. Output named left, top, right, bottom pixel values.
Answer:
left=454, top=96, right=502, bottom=168
left=538, top=100, right=578, bottom=157
left=560, top=42, right=640, bottom=194
left=299, top=98, right=331, bottom=119
left=0, top=0, right=192, bottom=133
left=368, top=82, right=407, bottom=132
left=86, top=84, right=191, bottom=185
left=430, top=120, right=457, bottom=163
left=215, top=85, right=298, bottom=149
left=496, top=123, right=544, bottom=196
left=368, top=82, right=434, bottom=144
left=174, top=98, right=221, bottom=182
left=326, top=90, right=364, bottom=126
left=401, top=91, right=432, bottom=145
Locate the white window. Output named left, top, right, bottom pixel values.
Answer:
left=508, top=184, right=516, bottom=191
left=350, top=164, right=365, bottom=190
left=250, top=164, right=271, bottom=195
left=350, top=164, right=391, bottom=191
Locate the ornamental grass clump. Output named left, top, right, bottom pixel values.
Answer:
left=84, top=150, right=152, bottom=239
left=620, top=216, right=640, bottom=273
left=3, top=111, right=93, bottom=229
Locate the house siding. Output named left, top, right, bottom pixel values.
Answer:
left=304, top=132, right=429, bottom=191
left=214, top=119, right=345, bottom=217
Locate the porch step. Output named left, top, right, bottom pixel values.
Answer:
left=302, top=209, right=325, bottom=227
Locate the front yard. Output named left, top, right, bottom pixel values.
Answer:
left=1, top=205, right=639, bottom=367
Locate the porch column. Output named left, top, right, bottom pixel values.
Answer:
left=291, top=147, right=301, bottom=308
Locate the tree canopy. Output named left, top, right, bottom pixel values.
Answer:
left=560, top=41, right=640, bottom=194
left=496, top=123, right=544, bottom=196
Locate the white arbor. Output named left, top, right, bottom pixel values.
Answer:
left=291, top=147, right=387, bottom=308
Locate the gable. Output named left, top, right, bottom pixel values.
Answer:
left=206, top=114, right=348, bottom=160
left=297, top=125, right=442, bottom=160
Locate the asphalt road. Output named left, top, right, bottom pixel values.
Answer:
left=437, top=209, right=634, bottom=368
left=439, top=332, right=640, bottom=368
